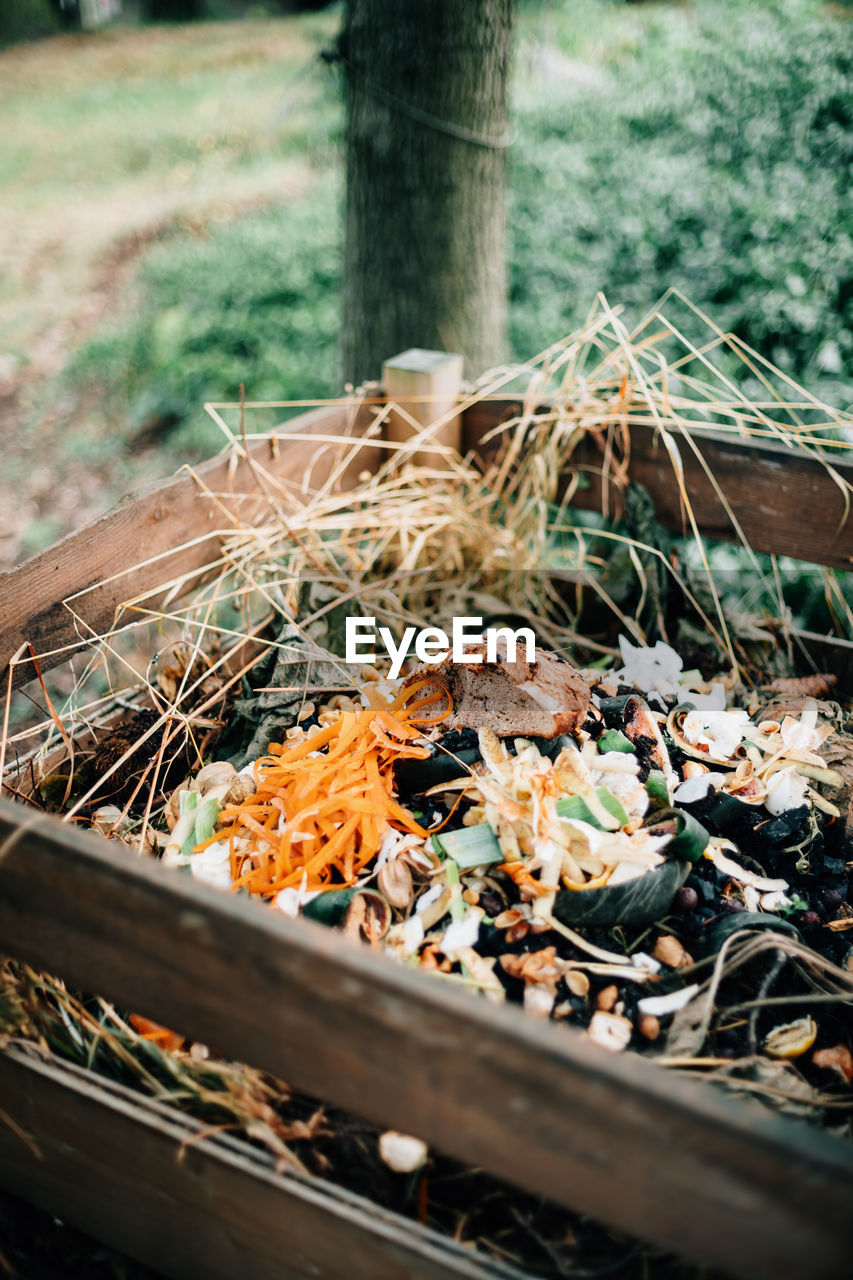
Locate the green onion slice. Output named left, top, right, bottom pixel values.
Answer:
left=597, top=729, right=635, bottom=755
left=556, top=786, right=630, bottom=831
left=432, top=823, right=503, bottom=869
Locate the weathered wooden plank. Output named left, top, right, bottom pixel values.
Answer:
left=0, top=800, right=850, bottom=1280
left=383, top=349, right=464, bottom=465
left=463, top=399, right=853, bottom=572
left=0, top=403, right=371, bottom=691
left=0, top=1047, right=517, bottom=1280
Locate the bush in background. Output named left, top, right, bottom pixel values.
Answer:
left=0, top=0, right=59, bottom=46
left=142, top=0, right=207, bottom=20
left=510, top=0, right=853, bottom=410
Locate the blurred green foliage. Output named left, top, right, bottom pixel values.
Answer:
left=511, top=0, right=853, bottom=410
left=0, top=0, right=57, bottom=46
left=68, top=183, right=342, bottom=459
left=65, top=0, right=852, bottom=466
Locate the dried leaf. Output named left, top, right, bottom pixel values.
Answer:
left=553, top=857, right=689, bottom=928
left=596, top=984, right=619, bottom=1012
left=652, top=934, right=694, bottom=970
left=812, top=1044, right=853, bottom=1083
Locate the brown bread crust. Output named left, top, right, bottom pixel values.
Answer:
left=402, top=642, right=590, bottom=738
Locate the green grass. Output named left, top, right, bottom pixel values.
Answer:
left=0, top=9, right=343, bottom=564
left=68, top=181, right=342, bottom=460
left=0, top=11, right=341, bottom=365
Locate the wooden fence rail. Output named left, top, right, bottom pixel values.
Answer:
left=0, top=802, right=851, bottom=1280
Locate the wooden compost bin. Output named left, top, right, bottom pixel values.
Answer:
left=1, top=393, right=853, bottom=1280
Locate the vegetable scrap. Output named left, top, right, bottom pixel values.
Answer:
left=402, top=639, right=591, bottom=737
left=91, top=634, right=852, bottom=1122
left=174, top=681, right=455, bottom=898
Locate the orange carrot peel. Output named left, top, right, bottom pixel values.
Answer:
left=203, top=687, right=452, bottom=901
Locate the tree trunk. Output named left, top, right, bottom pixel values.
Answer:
left=341, top=0, right=514, bottom=386
left=0, top=0, right=58, bottom=45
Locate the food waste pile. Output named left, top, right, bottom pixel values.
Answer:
left=96, top=634, right=853, bottom=1104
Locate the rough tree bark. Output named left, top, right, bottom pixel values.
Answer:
left=340, top=0, right=514, bottom=386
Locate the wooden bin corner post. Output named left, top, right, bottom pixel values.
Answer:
left=382, top=349, right=463, bottom=467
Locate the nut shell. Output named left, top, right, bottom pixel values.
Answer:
left=764, top=1016, right=818, bottom=1059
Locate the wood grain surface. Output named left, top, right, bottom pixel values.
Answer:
left=464, top=399, right=853, bottom=570
left=1, top=800, right=851, bottom=1280
left=0, top=1047, right=519, bottom=1280
left=3, top=395, right=853, bottom=1279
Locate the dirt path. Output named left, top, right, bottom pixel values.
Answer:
left=0, top=15, right=335, bottom=570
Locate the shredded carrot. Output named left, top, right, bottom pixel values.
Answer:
left=219, top=692, right=449, bottom=901
left=128, top=1013, right=186, bottom=1052
left=390, top=680, right=453, bottom=725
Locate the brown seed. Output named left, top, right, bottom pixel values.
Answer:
left=639, top=1014, right=660, bottom=1042
left=596, top=984, right=619, bottom=1012
left=494, top=908, right=525, bottom=929
left=566, top=971, right=590, bottom=998
left=377, top=858, right=414, bottom=910
left=652, top=934, right=694, bottom=969
left=506, top=921, right=530, bottom=944
left=673, top=886, right=699, bottom=913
